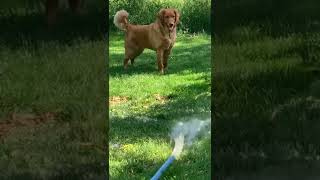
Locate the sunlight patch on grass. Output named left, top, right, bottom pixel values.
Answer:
left=109, top=139, right=171, bottom=178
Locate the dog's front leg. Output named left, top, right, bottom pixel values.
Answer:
left=156, top=49, right=164, bottom=74
left=163, top=47, right=172, bottom=70
left=123, top=57, right=130, bottom=69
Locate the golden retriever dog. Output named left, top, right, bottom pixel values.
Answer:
left=45, top=0, right=82, bottom=26
left=113, top=8, right=180, bottom=74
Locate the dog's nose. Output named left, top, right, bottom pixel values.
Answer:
left=169, top=23, right=174, bottom=27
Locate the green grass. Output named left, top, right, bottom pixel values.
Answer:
left=0, top=11, right=107, bottom=179
left=213, top=25, right=320, bottom=179
left=109, top=32, right=211, bottom=179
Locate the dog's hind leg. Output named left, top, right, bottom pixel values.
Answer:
left=130, top=49, right=144, bottom=65
left=124, top=47, right=143, bottom=69
left=124, top=47, right=134, bottom=69
left=123, top=57, right=130, bottom=69
left=130, top=58, right=135, bottom=65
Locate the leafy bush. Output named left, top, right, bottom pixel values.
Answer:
left=180, top=0, right=211, bottom=32
left=109, top=0, right=211, bottom=33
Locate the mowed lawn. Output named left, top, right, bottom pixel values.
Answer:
left=109, top=32, right=211, bottom=179
left=214, top=26, right=320, bottom=178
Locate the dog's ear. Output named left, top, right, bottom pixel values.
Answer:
left=174, top=9, right=180, bottom=25
left=157, top=9, right=166, bottom=25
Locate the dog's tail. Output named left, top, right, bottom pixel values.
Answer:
left=114, top=10, right=129, bottom=31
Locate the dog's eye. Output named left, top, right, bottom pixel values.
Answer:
left=165, top=16, right=169, bottom=18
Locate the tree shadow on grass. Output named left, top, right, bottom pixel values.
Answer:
left=109, top=115, right=171, bottom=143
left=110, top=68, right=210, bottom=139
left=109, top=43, right=211, bottom=77
left=110, top=73, right=211, bottom=178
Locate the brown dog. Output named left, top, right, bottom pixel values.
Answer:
left=113, top=9, right=180, bottom=74
left=45, top=0, right=82, bottom=26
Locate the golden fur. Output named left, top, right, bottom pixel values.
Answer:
left=114, top=8, right=180, bottom=74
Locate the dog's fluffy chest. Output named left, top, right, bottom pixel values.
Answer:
left=150, top=23, right=175, bottom=50
left=163, top=34, right=175, bottom=49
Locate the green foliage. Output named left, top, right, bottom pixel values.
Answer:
left=180, top=0, right=211, bottom=33
left=109, top=0, right=211, bottom=33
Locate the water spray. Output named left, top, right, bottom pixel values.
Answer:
left=151, top=119, right=210, bottom=180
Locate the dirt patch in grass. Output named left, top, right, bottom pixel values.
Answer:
left=0, top=112, right=58, bottom=138
left=154, top=94, right=170, bottom=104
left=109, top=96, right=129, bottom=106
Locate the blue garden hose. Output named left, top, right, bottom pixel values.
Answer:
left=150, top=156, right=176, bottom=180
left=151, top=133, right=184, bottom=179
left=150, top=120, right=209, bottom=179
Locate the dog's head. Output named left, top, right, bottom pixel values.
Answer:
left=158, top=8, right=180, bottom=31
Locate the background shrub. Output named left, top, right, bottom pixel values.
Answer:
left=109, top=0, right=211, bottom=33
